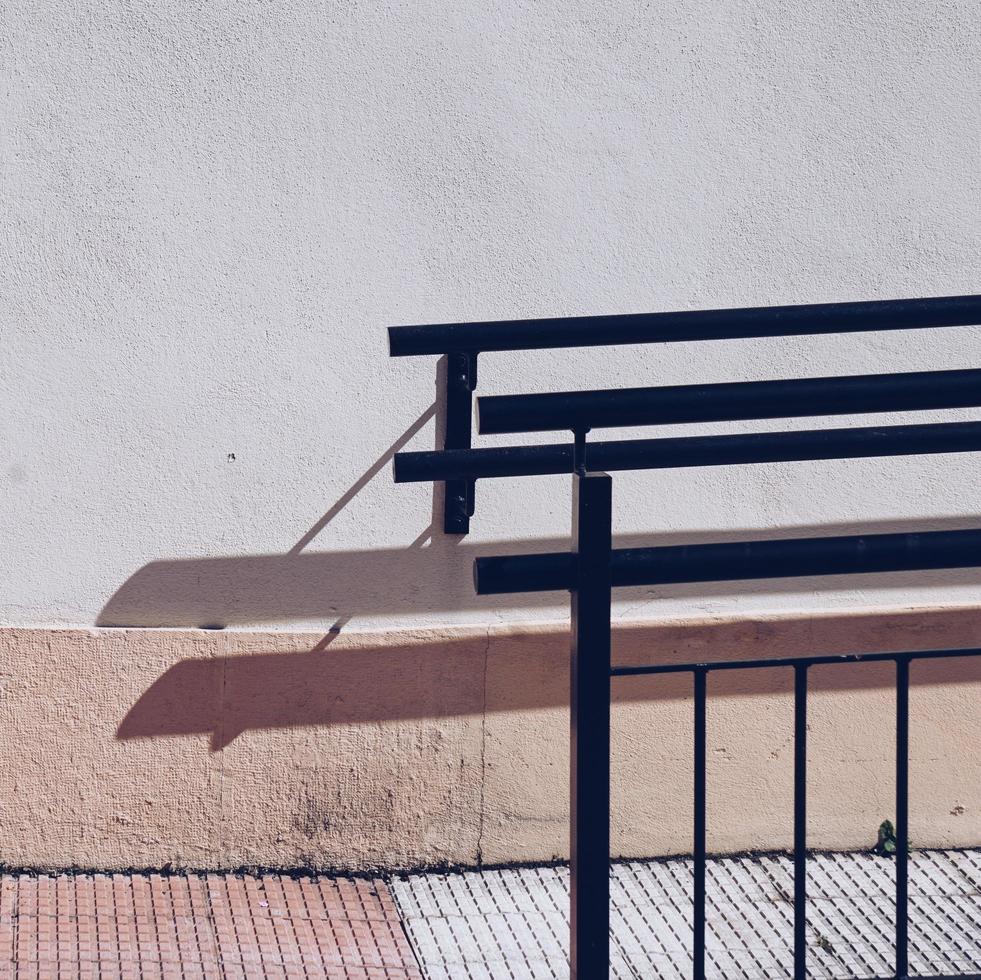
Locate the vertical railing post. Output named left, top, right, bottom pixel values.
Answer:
left=896, top=655, right=910, bottom=980
left=570, top=470, right=613, bottom=978
left=693, top=668, right=708, bottom=980
left=794, top=662, right=808, bottom=980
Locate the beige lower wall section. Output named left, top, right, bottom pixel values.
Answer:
left=1, top=608, right=980, bottom=871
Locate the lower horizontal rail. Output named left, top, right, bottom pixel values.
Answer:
left=474, top=526, right=981, bottom=594
left=611, top=645, right=981, bottom=676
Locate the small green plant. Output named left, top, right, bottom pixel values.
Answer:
left=874, top=819, right=911, bottom=856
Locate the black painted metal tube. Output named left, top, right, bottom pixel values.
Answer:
left=477, top=367, right=981, bottom=435
left=611, top=647, right=980, bottom=677
left=395, top=442, right=573, bottom=482
left=443, top=352, right=477, bottom=533
left=474, top=527, right=981, bottom=595
left=394, top=420, right=981, bottom=484
left=388, top=294, right=981, bottom=356
left=896, top=656, right=910, bottom=980
left=693, top=668, right=707, bottom=980
left=569, top=472, right=612, bottom=978
left=794, top=664, right=808, bottom=980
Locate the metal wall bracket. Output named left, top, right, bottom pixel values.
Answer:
left=443, top=352, right=478, bottom=534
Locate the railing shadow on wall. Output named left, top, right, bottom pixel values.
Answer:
left=105, top=511, right=981, bottom=752
left=113, top=607, right=981, bottom=751
left=100, top=518, right=981, bottom=627
left=97, top=362, right=981, bottom=751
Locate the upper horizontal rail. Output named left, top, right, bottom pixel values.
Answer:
left=388, top=295, right=981, bottom=356
left=393, top=420, right=981, bottom=483
left=477, top=367, right=981, bottom=434
left=473, top=526, right=981, bottom=594
left=611, top=645, right=981, bottom=677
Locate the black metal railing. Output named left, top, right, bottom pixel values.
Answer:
left=611, top=648, right=981, bottom=980
left=622, top=646, right=979, bottom=980
left=395, top=419, right=981, bottom=484
left=389, top=294, right=981, bottom=979
left=478, top=472, right=981, bottom=980
left=389, top=295, right=981, bottom=531
left=604, top=644, right=981, bottom=980
left=389, top=294, right=981, bottom=356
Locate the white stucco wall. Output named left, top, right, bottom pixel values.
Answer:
left=3, top=1, right=981, bottom=632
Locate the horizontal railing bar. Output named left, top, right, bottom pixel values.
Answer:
left=388, top=294, right=981, bottom=356
left=394, top=420, right=981, bottom=483
left=477, top=367, right=981, bottom=434
left=396, top=443, right=572, bottom=481
left=473, top=527, right=981, bottom=594
left=611, top=646, right=981, bottom=677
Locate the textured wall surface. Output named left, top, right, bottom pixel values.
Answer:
left=2, top=3, right=981, bottom=870
left=0, top=610, right=979, bottom=870
left=3, top=1, right=981, bottom=631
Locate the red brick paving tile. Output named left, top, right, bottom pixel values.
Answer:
left=0, top=872, right=422, bottom=978
left=299, top=875, right=328, bottom=918
left=16, top=878, right=35, bottom=917
left=0, top=877, right=17, bottom=921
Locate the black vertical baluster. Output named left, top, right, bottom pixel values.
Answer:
left=794, top=663, right=808, bottom=980
left=896, top=656, right=909, bottom=980
left=570, top=471, right=613, bottom=979
left=693, top=668, right=707, bottom=980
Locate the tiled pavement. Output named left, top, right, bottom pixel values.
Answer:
left=393, top=850, right=981, bottom=979
left=0, top=872, right=420, bottom=978
left=1, top=851, right=980, bottom=978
